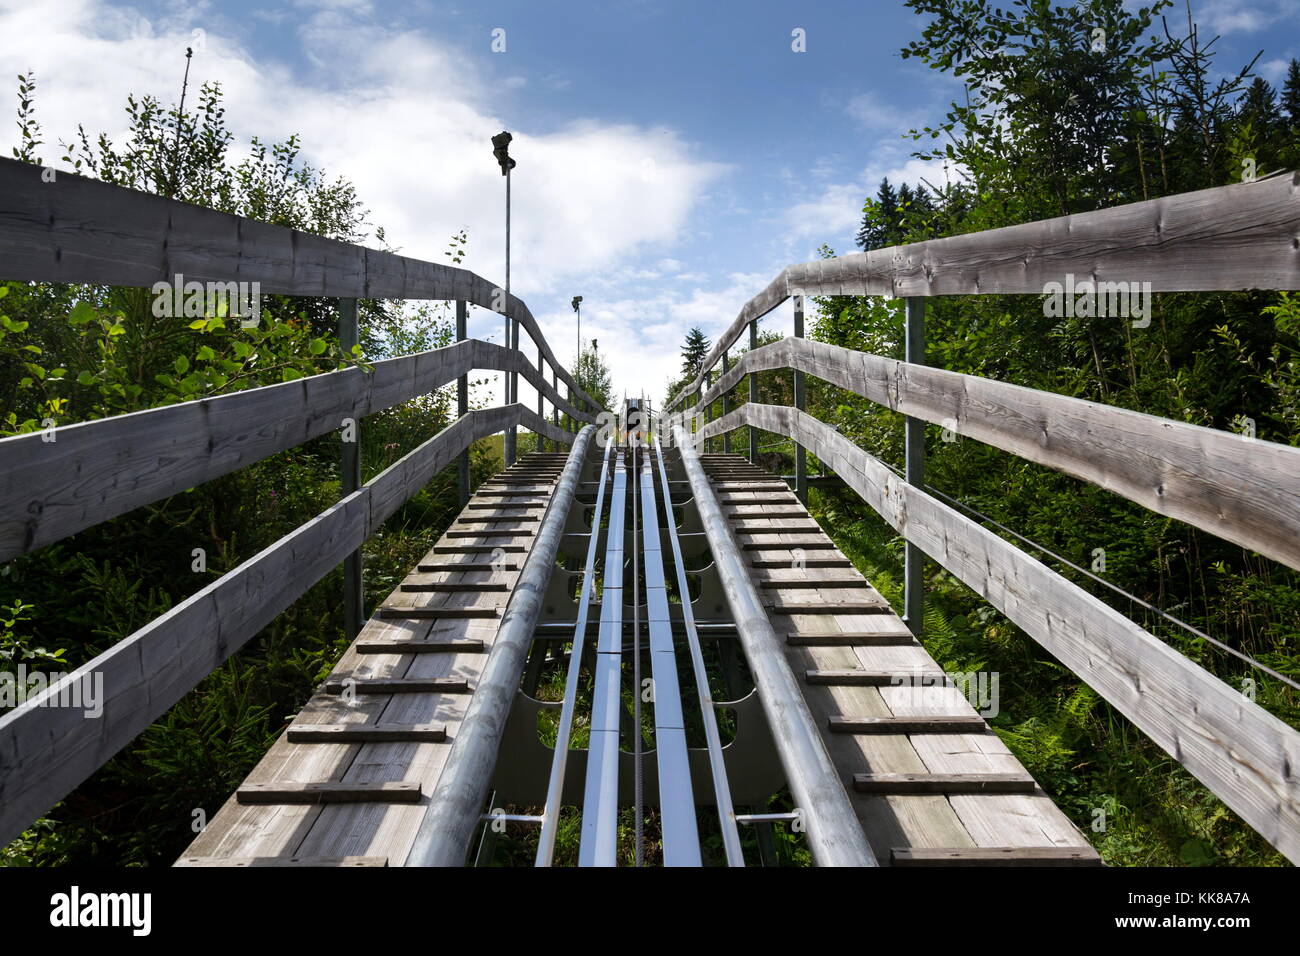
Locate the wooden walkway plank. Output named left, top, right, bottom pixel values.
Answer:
left=701, top=454, right=1098, bottom=864
left=178, top=454, right=558, bottom=866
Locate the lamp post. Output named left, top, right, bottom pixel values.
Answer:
left=571, top=295, right=582, bottom=364
left=492, top=131, right=518, bottom=464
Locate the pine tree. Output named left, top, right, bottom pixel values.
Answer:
left=906, top=183, right=937, bottom=239
left=895, top=182, right=914, bottom=244
left=1283, top=59, right=1300, bottom=130
left=680, top=326, right=710, bottom=378
left=574, top=340, right=612, bottom=410
left=856, top=177, right=899, bottom=250
left=1238, top=77, right=1280, bottom=138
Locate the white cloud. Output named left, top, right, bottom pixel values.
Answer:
left=0, top=0, right=732, bottom=401
left=782, top=153, right=950, bottom=246
left=1260, top=58, right=1291, bottom=83
left=845, top=93, right=922, bottom=133
left=1194, top=0, right=1300, bottom=35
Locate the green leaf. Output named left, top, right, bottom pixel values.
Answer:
left=174, top=356, right=190, bottom=374
left=196, top=345, right=216, bottom=362
left=188, top=319, right=208, bottom=330
left=76, top=371, right=96, bottom=386
left=69, top=301, right=97, bottom=326
left=309, top=338, right=327, bottom=355
left=281, top=367, right=304, bottom=382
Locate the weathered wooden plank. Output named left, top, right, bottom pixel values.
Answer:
left=699, top=337, right=1300, bottom=570
left=751, top=558, right=854, bottom=568
left=322, top=677, right=471, bottom=693
left=0, top=158, right=603, bottom=414
left=890, top=846, right=1103, bottom=866
left=741, top=540, right=838, bottom=551
left=236, top=781, right=422, bottom=804
left=285, top=723, right=448, bottom=743
left=178, top=485, right=530, bottom=863
left=713, top=403, right=1300, bottom=864
left=432, top=544, right=527, bottom=554
left=829, top=716, right=989, bottom=734
left=732, top=524, right=822, bottom=534
left=445, top=530, right=536, bottom=540
left=0, top=350, right=578, bottom=561
left=375, top=606, right=498, bottom=619
left=0, top=489, right=369, bottom=847
left=175, top=855, right=388, bottom=867
left=853, top=773, right=1037, bottom=794
left=0, top=412, right=568, bottom=846
left=355, top=638, right=486, bottom=654
left=667, top=173, right=1300, bottom=408
left=760, top=579, right=873, bottom=589
left=455, top=515, right=540, bottom=523
left=807, top=670, right=947, bottom=686
left=788, top=631, right=916, bottom=646
left=399, top=582, right=509, bottom=592
left=771, top=603, right=892, bottom=615
left=466, top=500, right=544, bottom=508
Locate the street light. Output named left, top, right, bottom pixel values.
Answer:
left=492, top=131, right=518, bottom=464
left=571, top=295, right=582, bottom=363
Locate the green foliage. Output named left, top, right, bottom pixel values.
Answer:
left=0, top=69, right=487, bottom=867
left=797, top=2, right=1300, bottom=867
left=574, top=339, right=613, bottom=409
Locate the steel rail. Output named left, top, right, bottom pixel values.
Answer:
left=578, top=449, right=628, bottom=866
left=404, top=424, right=596, bottom=866
left=639, top=446, right=702, bottom=865
left=633, top=438, right=645, bottom=867
left=672, top=423, right=877, bottom=867
left=652, top=436, right=745, bottom=865
left=534, top=439, right=615, bottom=866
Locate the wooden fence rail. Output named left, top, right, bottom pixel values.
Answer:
left=0, top=155, right=605, bottom=845
left=0, top=157, right=603, bottom=414
left=690, top=336, right=1300, bottom=571
left=0, top=337, right=594, bottom=561
left=0, top=404, right=574, bottom=846
left=697, top=403, right=1300, bottom=864
left=668, top=172, right=1300, bottom=409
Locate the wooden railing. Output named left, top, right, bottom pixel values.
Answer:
left=0, top=157, right=601, bottom=844
left=664, top=173, right=1300, bottom=863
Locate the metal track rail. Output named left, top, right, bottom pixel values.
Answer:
left=405, top=426, right=595, bottom=866
left=671, top=424, right=878, bottom=867
left=653, top=436, right=744, bottom=865
left=579, top=449, right=628, bottom=866
left=639, top=447, right=702, bottom=865
left=535, top=440, right=614, bottom=866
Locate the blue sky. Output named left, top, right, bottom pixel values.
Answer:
left=2, top=0, right=1297, bottom=405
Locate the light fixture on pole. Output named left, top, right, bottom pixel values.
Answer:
left=492, top=131, right=518, bottom=464
left=571, top=295, right=582, bottom=363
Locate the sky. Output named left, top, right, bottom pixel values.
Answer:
left=2, top=0, right=1298, bottom=409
